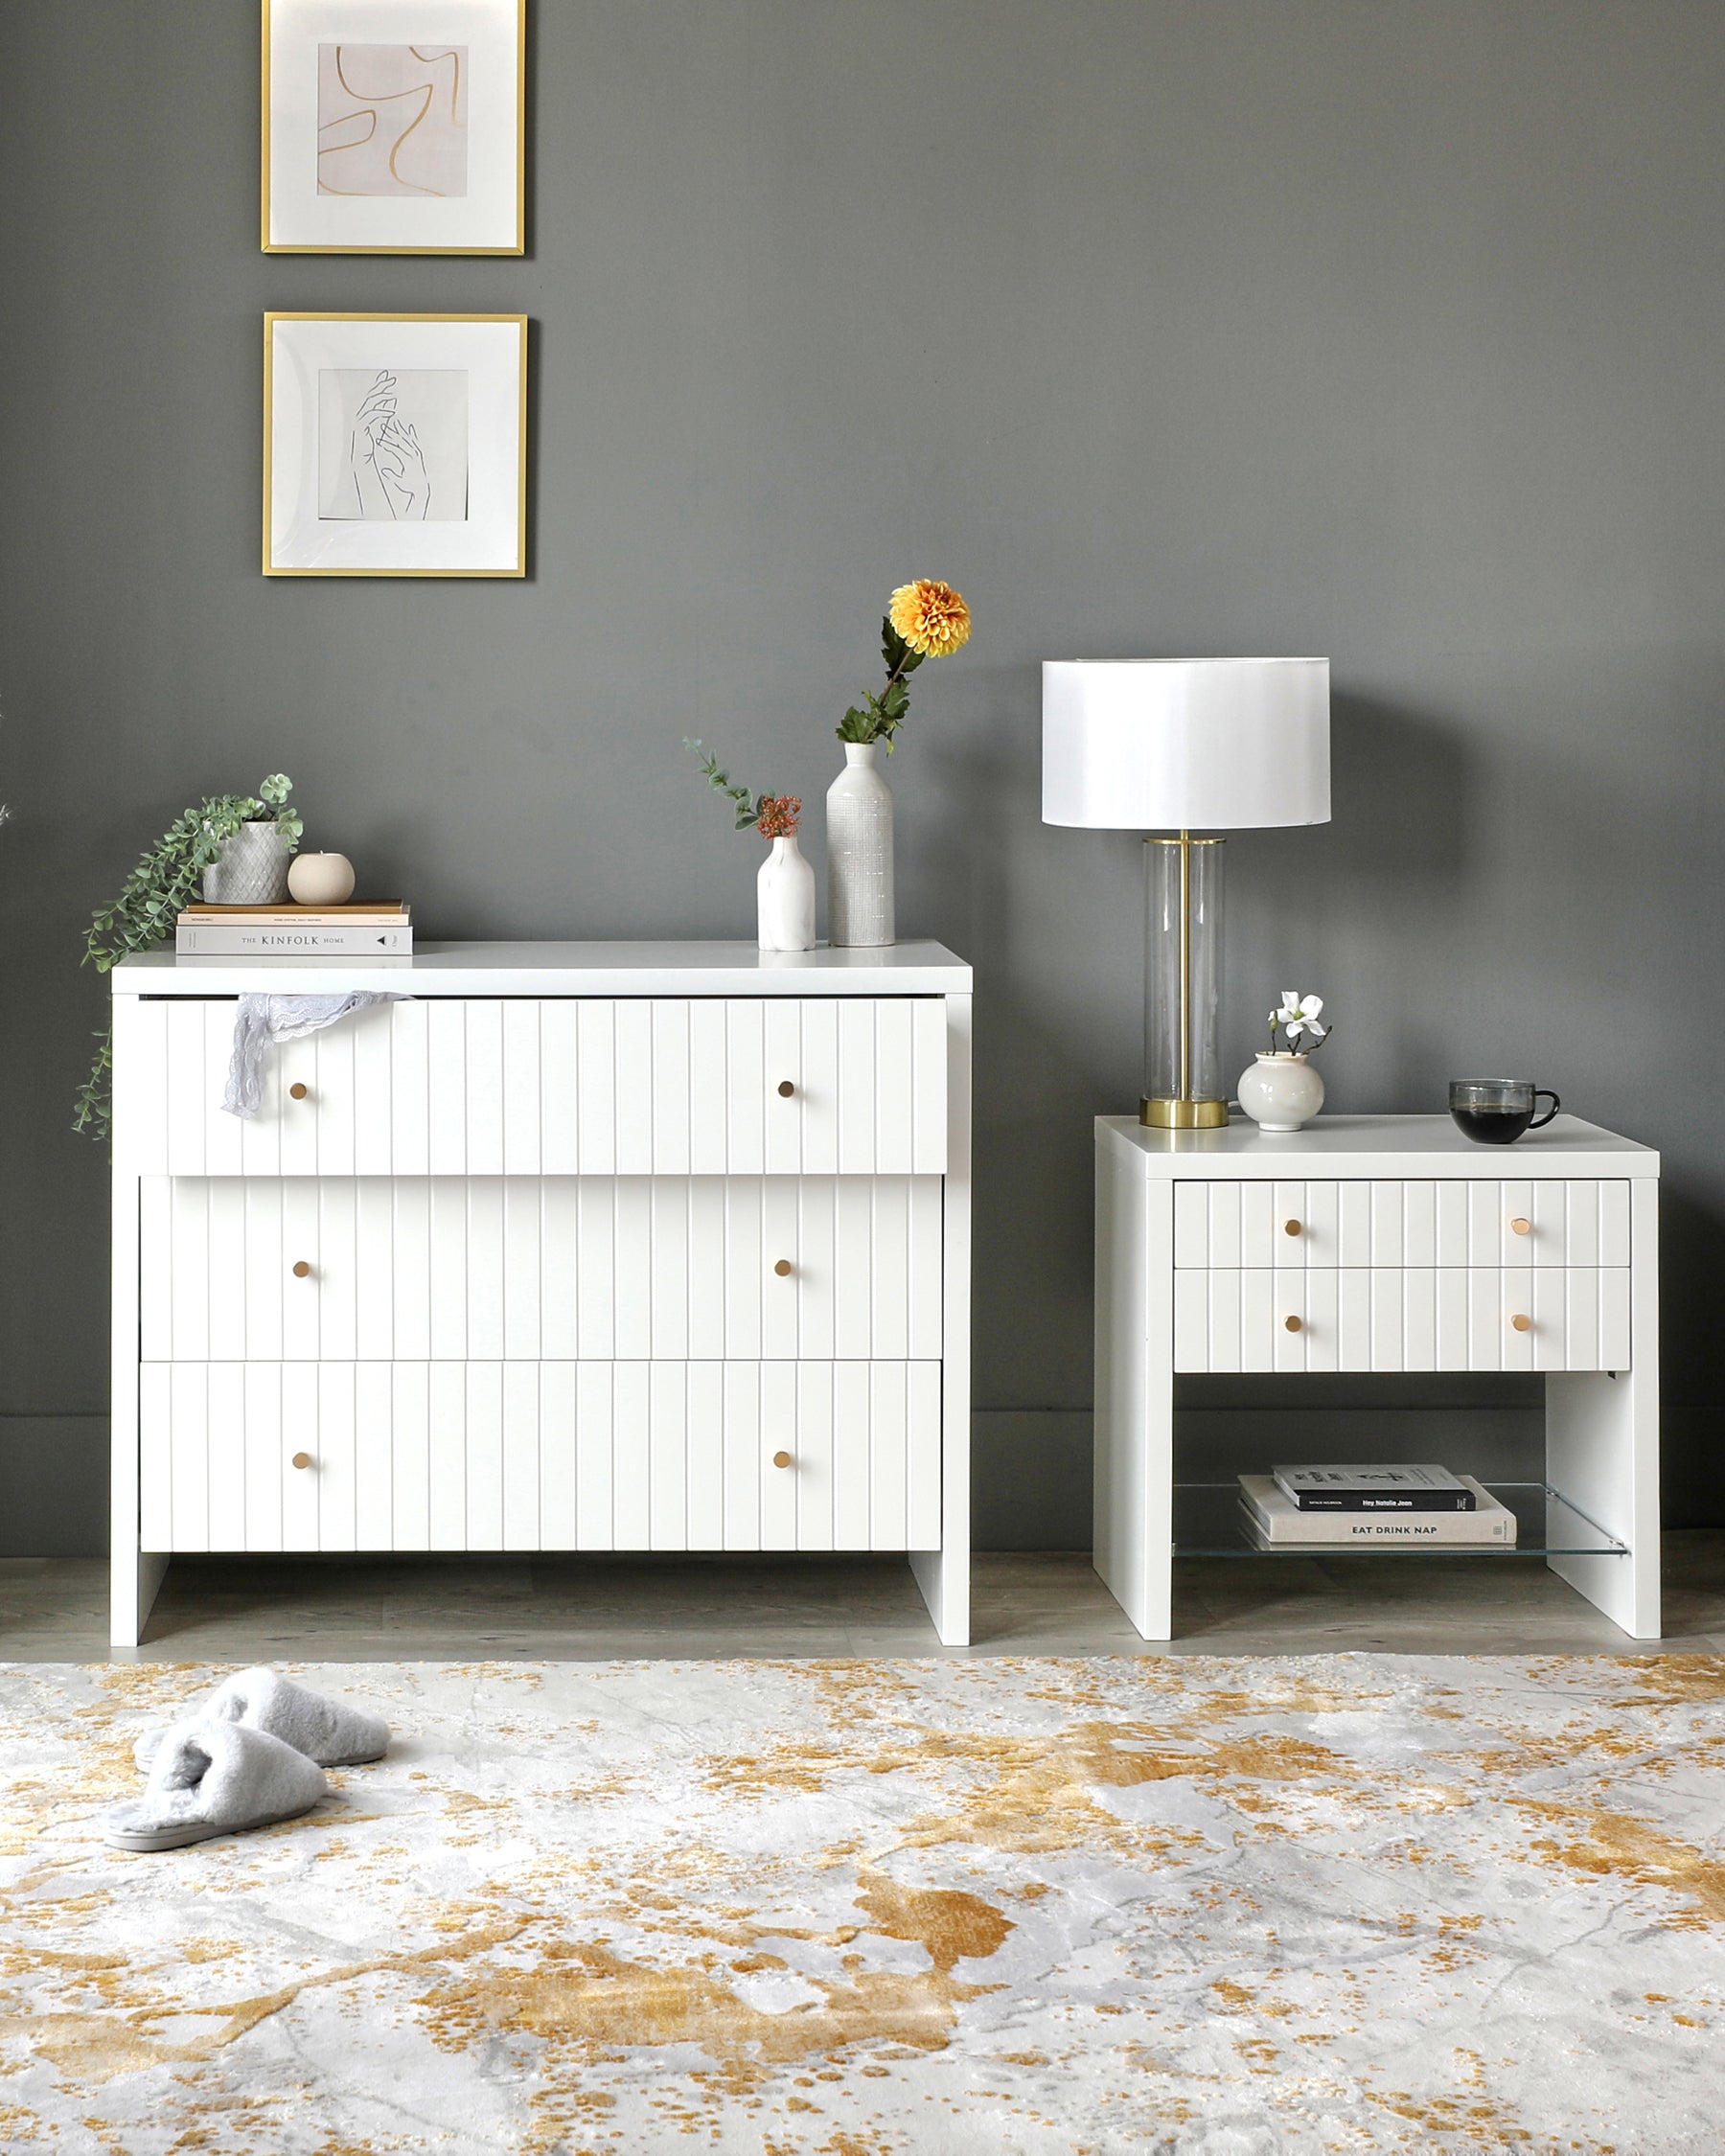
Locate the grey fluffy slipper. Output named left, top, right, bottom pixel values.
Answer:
left=105, top=1720, right=328, bottom=1853
left=133, top=1666, right=389, bottom=1772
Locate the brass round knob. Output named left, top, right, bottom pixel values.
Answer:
left=288, top=1082, right=309, bottom=1101
left=773, top=1258, right=793, bottom=1278
left=1284, top=1315, right=1302, bottom=1333
left=290, top=1451, right=312, bottom=1470
left=771, top=1450, right=793, bottom=1469
left=291, top=1260, right=311, bottom=1279
left=777, top=1079, right=795, bottom=1098
left=1511, top=1313, right=1532, bottom=1333
left=1283, top=1220, right=1302, bottom=1237
left=1510, top=1217, right=1531, bottom=1236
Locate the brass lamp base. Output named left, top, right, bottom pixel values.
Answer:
left=1140, top=1095, right=1230, bottom=1130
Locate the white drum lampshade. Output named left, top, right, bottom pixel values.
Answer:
left=1042, top=657, right=1331, bottom=1127
left=1042, top=657, right=1329, bottom=831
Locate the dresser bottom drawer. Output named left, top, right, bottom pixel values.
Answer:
left=140, top=1361, right=941, bottom=1556
left=1173, top=1268, right=1631, bottom=1373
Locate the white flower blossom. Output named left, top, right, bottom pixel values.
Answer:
left=1271, top=992, right=1327, bottom=1046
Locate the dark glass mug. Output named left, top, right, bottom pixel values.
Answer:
left=1449, top=1079, right=1560, bottom=1146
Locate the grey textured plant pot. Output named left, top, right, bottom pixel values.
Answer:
left=202, top=822, right=290, bottom=905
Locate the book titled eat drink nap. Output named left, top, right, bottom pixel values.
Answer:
left=1240, top=1475, right=1516, bottom=1547
left=174, top=903, right=411, bottom=955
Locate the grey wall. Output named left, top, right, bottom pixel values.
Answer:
left=2, top=1, right=1721, bottom=1554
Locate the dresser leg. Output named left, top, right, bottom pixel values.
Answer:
left=111, top=1550, right=169, bottom=1649
left=910, top=1548, right=970, bottom=1645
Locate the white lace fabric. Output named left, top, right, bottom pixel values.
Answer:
left=221, top=992, right=408, bottom=1118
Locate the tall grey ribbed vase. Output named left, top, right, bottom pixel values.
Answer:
left=825, top=743, right=895, bottom=947
left=202, top=821, right=290, bottom=904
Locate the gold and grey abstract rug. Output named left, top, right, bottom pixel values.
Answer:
left=3, top=1654, right=1723, bottom=2153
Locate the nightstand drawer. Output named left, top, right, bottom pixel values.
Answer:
left=1173, top=1180, right=1630, bottom=1270
left=124, top=997, right=947, bottom=1177
left=140, top=1175, right=944, bottom=1363
left=1173, top=1267, right=1631, bottom=1372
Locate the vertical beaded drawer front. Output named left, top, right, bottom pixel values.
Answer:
left=124, top=997, right=948, bottom=1177
left=141, top=1175, right=944, bottom=1363
left=137, top=1360, right=942, bottom=1556
left=1173, top=1266, right=1632, bottom=1373
left=1172, top=1180, right=1631, bottom=1270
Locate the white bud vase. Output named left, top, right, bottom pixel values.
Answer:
left=757, top=835, right=816, bottom=952
left=826, top=741, right=895, bottom=948
left=1237, top=1051, right=1325, bottom=1133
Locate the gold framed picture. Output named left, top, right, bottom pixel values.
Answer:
left=263, top=0, right=524, bottom=254
left=264, top=313, right=527, bottom=577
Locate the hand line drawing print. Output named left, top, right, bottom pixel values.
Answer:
left=317, top=45, right=467, bottom=198
left=336, top=371, right=430, bottom=519
left=318, top=366, right=468, bottom=525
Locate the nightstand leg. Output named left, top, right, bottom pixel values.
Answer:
left=1094, top=1151, right=1174, bottom=1639
left=1546, top=1181, right=1660, bottom=1638
left=1546, top=1364, right=1660, bottom=1639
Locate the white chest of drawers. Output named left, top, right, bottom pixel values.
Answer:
left=109, top=942, right=972, bottom=1645
left=1095, top=1113, right=1660, bottom=1640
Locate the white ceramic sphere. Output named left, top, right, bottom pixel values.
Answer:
left=288, top=852, right=356, bottom=906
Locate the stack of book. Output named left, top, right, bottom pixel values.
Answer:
left=1237, top=1463, right=1517, bottom=1548
left=174, top=903, right=412, bottom=955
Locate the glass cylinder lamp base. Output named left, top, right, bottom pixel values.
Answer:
left=1144, top=834, right=1227, bottom=1120
left=1140, top=1095, right=1230, bottom=1130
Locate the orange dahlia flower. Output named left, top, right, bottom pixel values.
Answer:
left=888, top=579, right=972, bottom=659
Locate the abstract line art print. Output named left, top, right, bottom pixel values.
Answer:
left=318, top=369, right=470, bottom=522
left=265, top=0, right=520, bottom=252
left=317, top=45, right=469, bottom=197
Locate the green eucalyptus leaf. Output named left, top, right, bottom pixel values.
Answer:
left=74, top=771, right=302, bottom=1137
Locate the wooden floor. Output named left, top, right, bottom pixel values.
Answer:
left=4, top=1535, right=1723, bottom=1662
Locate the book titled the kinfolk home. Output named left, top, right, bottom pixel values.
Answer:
left=174, top=904, right=411, bottom=955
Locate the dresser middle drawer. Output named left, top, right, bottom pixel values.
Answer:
left=142, top=1177, right=943, bottom=1363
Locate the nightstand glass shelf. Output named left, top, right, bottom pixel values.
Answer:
left=1171, top=1482, right=1629, bottom=1559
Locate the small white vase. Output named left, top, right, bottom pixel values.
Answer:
left=757, top=835, right=816, bottom=952
left=826, top=742, right=895, bottom=947
left=202, top=821, right=290, bottom=905
left=288, top=852, right=356, bottom=906
left=1237, top=1051, right=1325, bottom=1133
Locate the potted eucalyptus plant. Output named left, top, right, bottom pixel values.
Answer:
left=74, top=775, right=303, bottom=1138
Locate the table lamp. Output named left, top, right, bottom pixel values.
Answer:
left=1043, top=657, right=1330, bottom=1128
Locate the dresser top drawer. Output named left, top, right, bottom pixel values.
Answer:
left=118, top=997, right=950, bottom=1179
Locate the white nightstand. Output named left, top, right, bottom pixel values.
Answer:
left=1094, top=1113, right=1659, bottom=1640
